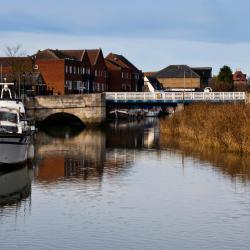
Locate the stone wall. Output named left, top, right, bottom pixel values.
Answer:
left=25, top=94, right=106, bottom=125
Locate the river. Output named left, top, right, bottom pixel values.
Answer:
left=0, top=118, right=250, bottom=250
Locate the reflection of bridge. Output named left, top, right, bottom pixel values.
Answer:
left=106, top=92, right=247, bottom=105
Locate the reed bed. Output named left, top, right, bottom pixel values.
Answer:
left=160, top=104, right=250, bottom=154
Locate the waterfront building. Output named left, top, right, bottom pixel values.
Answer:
left=105, top=53, right=144, bottom=91
left=86, top=49, right=108, bottom=93
left=0, top=56, right=46, bottom=95
left=34, top=49, right=93, bottom=95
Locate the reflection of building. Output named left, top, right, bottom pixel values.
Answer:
left=34, top=123, right=158, bottom=183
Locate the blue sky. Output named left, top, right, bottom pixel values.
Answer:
left=0, top=0, right=250, bottom=74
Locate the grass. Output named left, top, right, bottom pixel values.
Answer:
left=160, top=104, right=250, bottom=154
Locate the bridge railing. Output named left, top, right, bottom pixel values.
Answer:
left=105, top=92, right=246, bottom=102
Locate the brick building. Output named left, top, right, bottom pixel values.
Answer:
left=85, top=49, right=108, bottom=93
left=233, top=70, right=247, bottom=86
left=0, top=56, right=46, bottom=95
left=105, top=53, right=143, bottom=91
left=34, top=49, right=94, bottom=95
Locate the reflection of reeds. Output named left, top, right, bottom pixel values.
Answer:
left=160, top=104, right=250, bottom=154
left=160, top=136, right=250, bottom=182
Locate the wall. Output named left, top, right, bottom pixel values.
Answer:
left=157, top=77, right=200, bottom=89
left=35, top=59, right=65, bottom=95
left=25, top=94, right=106, bottom=125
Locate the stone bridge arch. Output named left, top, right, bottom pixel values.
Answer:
left=25, top=94, right=106, bottom=125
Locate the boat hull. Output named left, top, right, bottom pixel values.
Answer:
left=0, top=134, right=30, bottom=165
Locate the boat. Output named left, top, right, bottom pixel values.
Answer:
left=108, top=109, right=144, bottom=120
left=0, top=83, right=33, bottom=166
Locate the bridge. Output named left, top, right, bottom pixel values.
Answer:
left=25, top=92, right=248, bottom=124
left=25, top=94, right=106, bottom=125
left=106, top=92, right=247, bottom=105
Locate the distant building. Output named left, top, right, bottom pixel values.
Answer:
left=153, top=65, right=200, bottom=91
left=191, top=67, right=212, bottom=87
left=233, top=70, right=247, bottom=86
left=106, top=53, right=144, bottom=91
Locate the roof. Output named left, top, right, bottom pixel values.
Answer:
left=0, top=57, right=32, bottom=67
left=105, top=59, right=121, bottom=70
left=34, top=49, right=67, bottom=60
left=154, top=65, right=200, bottom=79
left=60, top=50, right=85, bottom=61
left=191, top=67, right=212, bottom=71
left=86, top=49, right=102, bottom=65
left=144, top=75, right=164, bottom=90
left=144, top=72, right=157, bottom=77
left=106, top=53, right=141, bottom=72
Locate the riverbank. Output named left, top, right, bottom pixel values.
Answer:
left=160, top=104, right=250, bottom=154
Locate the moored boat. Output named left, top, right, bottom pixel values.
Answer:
left=0, top=83, right=33, bottom=166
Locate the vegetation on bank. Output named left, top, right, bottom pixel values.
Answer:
left=160, top=104, right=250, bottom=154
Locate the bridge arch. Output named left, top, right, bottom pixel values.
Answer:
left=25, top=94, right=106, bottom=126
left=42, top=111, right=85, bottom=125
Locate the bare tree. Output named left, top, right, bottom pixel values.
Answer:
left=4, top=45, right=32, bottom=97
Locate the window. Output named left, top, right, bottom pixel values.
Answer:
left=65, top=65, right=68, bottom=73
left=122, top=72, right=124, bottom=78
left=69, top=66, right=72, bottom=74
left=95, top=70, right=98, bottom=77
left=83, top=67, right=85, bottom=74
left=97, top=83, right=100, bottom=92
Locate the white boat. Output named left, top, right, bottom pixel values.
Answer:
left=0, top=83, right=33, bottom=166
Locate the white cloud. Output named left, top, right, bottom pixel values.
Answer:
left=0, top=31, right=250, bottom=75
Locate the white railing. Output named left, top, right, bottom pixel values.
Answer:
left=105, top=92, right=246, bottom=102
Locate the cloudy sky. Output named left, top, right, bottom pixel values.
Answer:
left=0, top=0, right=249, bottom=74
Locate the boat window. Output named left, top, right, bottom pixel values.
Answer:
left=0, top=111, right=17, bottom=123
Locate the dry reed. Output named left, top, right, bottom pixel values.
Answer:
left=160, top=104, right=250, bottom=154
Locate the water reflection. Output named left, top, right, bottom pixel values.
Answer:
left=32, top=118, right=250, bottom=185
left=159, top=135, right=250, bottom=183
left=1, top=118, right=250, bottom=250
left=0, top=165, right=33, bottom=206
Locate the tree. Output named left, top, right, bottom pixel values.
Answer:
left=217, top=65, right=233, bottom=84
left=215, top=65, right=233, bottom=91
left=4, top=45, right=33, bottom=97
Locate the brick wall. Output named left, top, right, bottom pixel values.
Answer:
left=35, top=60, right=65, bottom=95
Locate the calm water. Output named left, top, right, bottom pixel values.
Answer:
left=1, top=119, right=250, bottom=250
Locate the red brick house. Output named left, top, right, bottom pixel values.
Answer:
left=86, top=49, right=108, bottom=92
left=105, top=58, right=132, bottom=91
left=34, top=49, right=93, bottom=95
left=233, top=70, right=247, bottom=86
left=105, top=53, right=143, bottom=91
left=0, top=57, right=47, bottom=95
